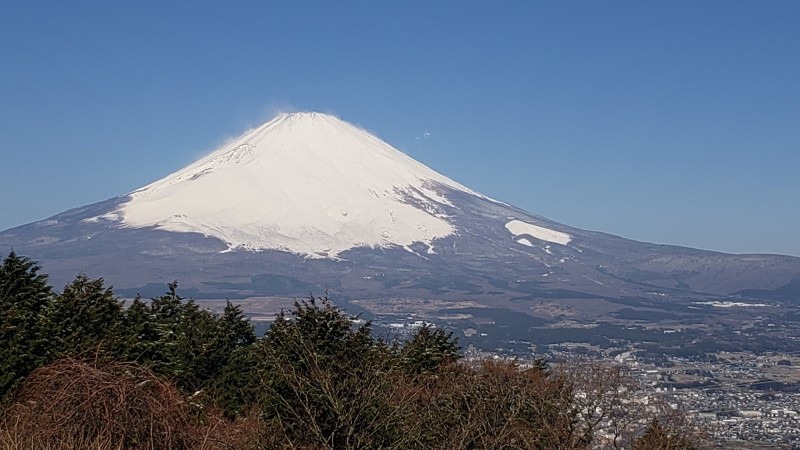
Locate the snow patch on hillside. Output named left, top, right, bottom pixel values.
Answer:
left=109, top=112, right=487, bottom=257
left=505, top=219, right=572, bottom=246
left=515, top=237, right=534, bottom=247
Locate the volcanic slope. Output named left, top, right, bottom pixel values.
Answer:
left=2, top=112, right=799, bottom=310
left=114, top=112, right=486, bottom=257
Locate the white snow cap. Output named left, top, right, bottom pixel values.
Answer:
left=505, top=219, right=572, bottom=246
left=115, top=112, right=483, bottom=257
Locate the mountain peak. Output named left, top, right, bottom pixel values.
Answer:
left=267, top=111, right=342, bottom=129
left=5, top=113, right=800, bottom=308
left=277, top=111, right=337, bottom=120
left=101, top=113, right=481, bottom=257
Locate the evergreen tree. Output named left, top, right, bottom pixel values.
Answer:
left=150, top=281, right=184, bottom=328
left=212, top=343, right=261, bottom=418
left=0, top=252, right=53, bottom=399
left=173, top=299, right=219, bottom=391
left=145, top=285, right=257, bottom=393
left=401, top=324, right=459, bottom=375
left=115, top=295, right=164, bottom=366
left=145, top=282, right=185, bottom=376
left=46, top=274, right=123, bottom=355
left=206, top=301, right=257, bottom=410
left=216, top=301, right=256, bottom=350
left=265, top=295, right=373, bottom=362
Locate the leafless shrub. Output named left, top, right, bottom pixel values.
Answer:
left=0, top=357, right=251, bottom=450
left=399, top=359, right=580, bottom=449
left=556, top=359, right=708, bottom=449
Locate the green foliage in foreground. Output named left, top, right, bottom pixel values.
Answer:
left=0, top=252, right=53, bottom=398
left=0, top=252, right=702, bottom=449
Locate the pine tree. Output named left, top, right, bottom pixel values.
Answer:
left=0, top=252, right=53, bottom=399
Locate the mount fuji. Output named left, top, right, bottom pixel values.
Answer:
left=2, top=112, right=799, bottom=325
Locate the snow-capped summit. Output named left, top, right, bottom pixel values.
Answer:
left=2, top=111, right=799, bottom=312
left=105, top=112, right=484, bottom=256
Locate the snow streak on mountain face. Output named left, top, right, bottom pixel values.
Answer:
left=104, top=112, right=485, bottom=257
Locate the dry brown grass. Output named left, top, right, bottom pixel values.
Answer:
left=0, top=358, right=264, bottom=450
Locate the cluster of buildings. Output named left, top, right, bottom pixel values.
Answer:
left=368, top=311, right=800, bottom=446
left=611, top=351, right=800, bottom=446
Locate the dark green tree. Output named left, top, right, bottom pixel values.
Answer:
left=146, top=285, right=257, bottom=393
left=212, top=343, right=262, bottom=418
left=173, top=299, right=219, bottom=391
left=46, top=274, right=123, bottom=355
left=216, top=301, right=256, bottom=350
left=115, top=295, right=165, bottom=366
left=187, top=302, right=257, bottom=418
left=150, top=281, right=184, bottom=329
left=0, top=252, right=53, bottom=399
left=143, top=282, right=187, bottom=377
left=401, top=324, right=459, bottom=375
left=206, top=301, right=258, bottom=412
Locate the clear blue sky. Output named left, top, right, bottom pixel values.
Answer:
left=1, top=1, right=798, bottom=256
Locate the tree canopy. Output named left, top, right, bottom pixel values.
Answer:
left=0, top=252, right=705, bottom=449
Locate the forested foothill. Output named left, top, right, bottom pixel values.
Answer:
left=0, top=252, right=703, bottom=449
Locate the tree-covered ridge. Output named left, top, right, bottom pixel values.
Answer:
left=0, top=252, right=702, bottom=449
